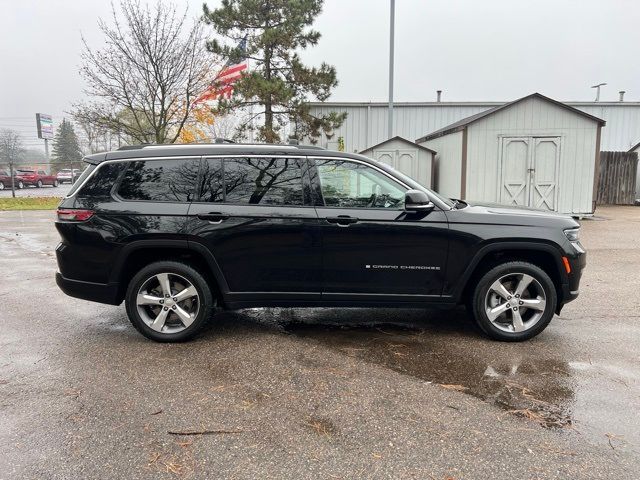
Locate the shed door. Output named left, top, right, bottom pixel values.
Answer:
left=373, top=148, right=424, bottom=186
left=500, top=136, right=560, bottom=210
left=500, top=137, right=530, bottom=207
left=530, top=138, right=560, bottom=210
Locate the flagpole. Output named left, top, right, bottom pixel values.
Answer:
left=388, top=0, right=395, bottom=139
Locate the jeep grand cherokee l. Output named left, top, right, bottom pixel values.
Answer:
left=55, top=144, right=585, bottom=342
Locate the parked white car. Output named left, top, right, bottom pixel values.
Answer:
left=56, top=169, right=81, bottom=184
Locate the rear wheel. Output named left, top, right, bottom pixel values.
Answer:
left=0, top=181, right=4, bottom=190
left=471, top=261, right=557, bottom=341
left=53, top=180, right=59, bottom=187
left=17, top=181, right=24, bottom=189
left=125, top=261, right=215, bottom=342
left=36, top=180, right=43, bottom=188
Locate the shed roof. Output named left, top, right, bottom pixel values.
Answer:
left=415, top=93, right=606, bottom=143
left=359, top=136, right=436, bottom=155
left=628, top=141, right=640, bottom=153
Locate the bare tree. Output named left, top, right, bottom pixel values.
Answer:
left=0, top=129, right=25, bottom=197
left=74, top=116, right=116, bottom=154
left=72, top=0, right=216, bottom=144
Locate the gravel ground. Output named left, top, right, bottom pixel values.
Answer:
left=0, top=206, right=638, bottom=479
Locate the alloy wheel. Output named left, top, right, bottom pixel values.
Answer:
left=136, top=272, right=200, bottom=334
left=484, top=273, right=547, bottom=333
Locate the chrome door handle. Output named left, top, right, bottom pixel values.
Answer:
left=326, top=215, right=358, bottom=227
left=197, top=212, right=229, bottom=224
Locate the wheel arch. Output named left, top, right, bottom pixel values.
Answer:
left=456, top=241, right=567, bottom=309
left=110, top=240, right=229, bottom=305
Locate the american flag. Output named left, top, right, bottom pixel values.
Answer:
left=194, top=37, right=248, bottom=104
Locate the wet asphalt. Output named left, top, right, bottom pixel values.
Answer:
left=0, top=183, right=72, bottom=198
left=0, top=206, right=639, bottom=479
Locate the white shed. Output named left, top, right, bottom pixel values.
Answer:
left=416, top=93, right=606, bottom=215
left=359, top=136, right=435, bottom=189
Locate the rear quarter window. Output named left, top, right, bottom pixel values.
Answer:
left=75, top=163, right=127, bottom=198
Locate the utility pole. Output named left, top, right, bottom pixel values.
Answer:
left=44, top=138, right=50, bottom=160
left=387, top=0, right=395, bottom=139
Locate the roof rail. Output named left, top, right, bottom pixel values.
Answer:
left=115, top=141, right=326, bottom=151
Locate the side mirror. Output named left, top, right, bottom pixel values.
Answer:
left=405, top=189, right=435, bottom=212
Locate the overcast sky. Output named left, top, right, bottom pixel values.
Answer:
left=1, top=0, right=638, bottom=147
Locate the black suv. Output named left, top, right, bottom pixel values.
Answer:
left=55, top=144, right=585, bottom=342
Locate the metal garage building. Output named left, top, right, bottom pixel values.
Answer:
left=307, top=98, right=640, bottom=152
left=416, top=93, right=605, bottom=215
left=359, top=136, right=435, bottom=189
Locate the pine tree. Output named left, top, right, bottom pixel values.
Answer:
left=51, top=119, right=83, bottom=165
left=203, top=0, right=346, bottom=143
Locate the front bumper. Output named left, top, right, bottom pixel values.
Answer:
left=56, top=272, right=121, bottom=305
left=558, top=246, right=586, bottom=309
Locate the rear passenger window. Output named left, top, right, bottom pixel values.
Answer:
left=200, top=158, right=304, bottom=206
left=118, top=159, right=199, bottom=202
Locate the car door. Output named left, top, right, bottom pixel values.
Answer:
left=309, top=157, right=449, bottom=300
left=37, top=170, right=51, bottom=185
left=186, top=155, right=322, bottom=302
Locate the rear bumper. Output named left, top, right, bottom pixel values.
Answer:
left=56, top=272, right=121, bottom=305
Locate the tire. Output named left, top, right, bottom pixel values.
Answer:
left=36, top=180, right=43, bottom=188
left=17, top=181, right=24, bottom=189
left=125, top=261, right=215, bottom=342
left=0, top=181, right=4, bottom=190
left=53, top=180, right=59, bottom=187
left=471, top=261, right=557, bottom=342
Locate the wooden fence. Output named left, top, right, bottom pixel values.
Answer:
left=596, top=151, right=638, bottom=205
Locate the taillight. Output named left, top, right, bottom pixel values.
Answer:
left=56, top=209, right=94, bottom=222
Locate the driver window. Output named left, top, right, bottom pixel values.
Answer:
left=316, top=160, right=406, bottom=209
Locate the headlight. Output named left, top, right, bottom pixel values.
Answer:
left=564, top=228, right=580, bottom=242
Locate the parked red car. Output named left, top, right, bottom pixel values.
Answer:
left=15, top=169, right=58, bottom=188
left=0, top=169, right=16, bottom=190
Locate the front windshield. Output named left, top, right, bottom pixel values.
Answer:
left=373, top=160, right=455, bottom=208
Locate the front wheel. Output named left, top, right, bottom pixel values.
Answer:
left=53, top=180, right=59, bottom=187
left=17, top=181, right=24, bottom=189
left=0, top=181, right=4, bottom=190
left=36, top=180, right=43, bottom=188
left=125, top=261, right=215, bottom=342
left=471, top=261, right=557, bottom=341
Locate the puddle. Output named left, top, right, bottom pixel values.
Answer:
left=0, top=231, right=52, bottom=255
left=227, top=307, right=577, bottom=429
left=286, top=322, right=574, bottom=428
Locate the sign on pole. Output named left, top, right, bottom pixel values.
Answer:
left=36, top=113, right=54, bottom=139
